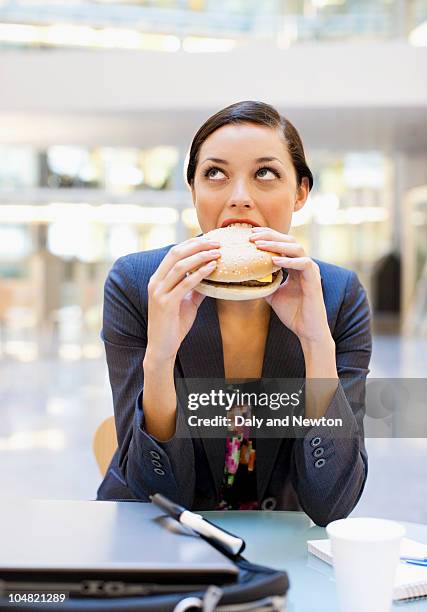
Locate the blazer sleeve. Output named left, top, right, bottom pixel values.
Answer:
left=101, top=255, right=195, bottom=507
left=290, top=270, right=372, bottom=526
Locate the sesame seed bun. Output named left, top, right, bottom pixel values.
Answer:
left=194, top=224, right=283, bottom=301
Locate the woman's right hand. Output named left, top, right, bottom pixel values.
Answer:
left=146, top=236, right=221, bottom=363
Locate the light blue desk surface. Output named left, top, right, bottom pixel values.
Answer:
left=201, top=511, right=427, bottom=612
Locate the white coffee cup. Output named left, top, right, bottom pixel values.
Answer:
left=326, top=517, right=405, bottom=612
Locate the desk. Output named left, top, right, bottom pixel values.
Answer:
left=202, top=511, right=427, bottom=612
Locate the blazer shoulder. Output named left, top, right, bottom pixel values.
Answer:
left=313, top=258, right=356, bottom=289
left=112, top=243, right=175, bottom=283
left=106, top=244, right=176, bottom=313
left=312, top=259, right=366, bottom=332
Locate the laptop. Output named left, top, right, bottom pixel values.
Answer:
left=0, top=499, right=238, bottom=595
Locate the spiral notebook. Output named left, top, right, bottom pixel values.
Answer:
left=307, top=537, right=427, bottom=601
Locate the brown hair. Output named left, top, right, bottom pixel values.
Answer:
left=186, top=100, right=313, bottom=191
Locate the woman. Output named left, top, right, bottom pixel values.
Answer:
left=97, top=101, right=372, bottom=526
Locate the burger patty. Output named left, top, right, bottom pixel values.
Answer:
left=202, top=270, right=280, bottom=287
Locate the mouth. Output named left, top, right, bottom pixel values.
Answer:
left=220, top=218, right=261, bottom=228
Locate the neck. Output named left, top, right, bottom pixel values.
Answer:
left=216, top=298, right=270, bottom=320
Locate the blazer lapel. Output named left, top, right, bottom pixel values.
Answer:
left=177, top=296, right=226, bottom=496
left=256, top=309, right=305, bottom=501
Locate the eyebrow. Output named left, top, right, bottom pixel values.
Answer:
left=201, top=156, right=284, bottom=166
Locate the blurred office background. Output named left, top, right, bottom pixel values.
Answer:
left=0, top=0, right=426, bottom=521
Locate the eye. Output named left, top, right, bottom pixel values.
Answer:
left=256, top=166, right=280, bottom=181
left=204, top=166, right=226, bottom=180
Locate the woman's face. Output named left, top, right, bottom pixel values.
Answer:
left=191, top=123, right=309, bottom=233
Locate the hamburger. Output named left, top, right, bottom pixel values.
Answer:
left=194, top=223, right=283, bottom=301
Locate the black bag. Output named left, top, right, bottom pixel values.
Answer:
left=0, top=555, right=289, bottom=611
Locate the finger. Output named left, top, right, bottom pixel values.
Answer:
left=190, top=290, right=207, bottom=309
left=271, top=256, right=321, bottom=280
left=253, top=241, right=305, bottom=257
left=249, top=228, right=296, bottom=242
left=170, top=260, right=218, bottom=302
left=161, top=248, right=221, bottom=293
left=153, top=237, right=220, bottom=283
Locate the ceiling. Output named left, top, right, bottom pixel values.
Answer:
left=0, top=106, right=426, bottom=153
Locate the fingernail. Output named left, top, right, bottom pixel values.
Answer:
left=251, top=227, right=265, bottom=231
left=254, top=240, right=267, bottom=245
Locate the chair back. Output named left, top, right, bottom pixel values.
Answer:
left=93, top=416, right=118, bottom=476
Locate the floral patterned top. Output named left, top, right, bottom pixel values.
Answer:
left=216, top=386, right=260, bottom=511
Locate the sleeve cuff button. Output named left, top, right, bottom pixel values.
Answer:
left=311, top=437, right=322, bottom=448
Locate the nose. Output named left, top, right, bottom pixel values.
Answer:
left=227, top=179, right=254, bottom=210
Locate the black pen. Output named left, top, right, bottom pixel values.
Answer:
left=150, top=493, right=245, bottom=556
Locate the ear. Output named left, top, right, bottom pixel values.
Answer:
left=293, top=177, right=310, bottom=212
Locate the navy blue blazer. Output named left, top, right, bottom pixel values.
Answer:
left=96, top=244, right=372, bottom=526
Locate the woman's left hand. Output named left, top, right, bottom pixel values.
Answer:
left=249, top=227, right=331, bottom=344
